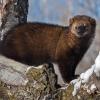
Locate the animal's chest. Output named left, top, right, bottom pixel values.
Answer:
left=67, top=43, right=88, bottom=65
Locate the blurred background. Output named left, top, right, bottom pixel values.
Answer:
left=28, top=0, right=100, bottom=74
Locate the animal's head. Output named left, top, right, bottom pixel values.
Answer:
left=69, top=15, right=96, bottom=37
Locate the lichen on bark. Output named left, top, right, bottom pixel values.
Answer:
left=0, top=63, right=58, bottom=100
left=0, top=0, right=28, bottom=40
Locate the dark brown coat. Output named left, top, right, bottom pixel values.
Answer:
left=1, top=15, right=96, bottom=82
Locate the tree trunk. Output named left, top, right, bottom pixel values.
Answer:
left=0, top=0, right=28, bottom=40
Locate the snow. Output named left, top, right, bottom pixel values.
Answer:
left=94, top=52, right=100, bottom=77
left=90, top=84, right=97, bottom=93
left=72, top=51, right=100, bottom=96
left=70, top=78, right=80, bottom=85
left=72, top=80, right=81, bottom=96
left=80, top=65, right=95, bottom=83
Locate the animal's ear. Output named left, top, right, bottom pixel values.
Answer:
left=69, top=17, right=74, bottom=25
left=89, top=17, right=96, bottom=26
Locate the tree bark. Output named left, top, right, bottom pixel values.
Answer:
left=0, top=0, right=28, bottom=40
left=0, top=55, right=58, bottom=100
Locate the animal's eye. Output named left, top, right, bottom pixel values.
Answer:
left=83, top=24, right=88, bottom=27
left=75, top=26, right=78, bottom=29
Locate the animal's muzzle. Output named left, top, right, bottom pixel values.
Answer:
left=76, top=24, right=87, bottom=34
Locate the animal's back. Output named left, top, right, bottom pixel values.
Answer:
left=1, top=22, right=66, bottom=65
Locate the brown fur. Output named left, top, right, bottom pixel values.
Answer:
left=1, top=15, right=96, bottom=82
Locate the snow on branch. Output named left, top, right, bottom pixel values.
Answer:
left=71, top=51, right=100, bottom=96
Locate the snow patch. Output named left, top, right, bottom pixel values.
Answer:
left=70, top=78, right=80, bottom=85
left=72, top=51, right=100, bottom=96
left=90, top=84, right=97, bottom=93
left=94, top=52, right=100, bottom=77
left=80, top=65, right=95, bottom=83
left=72, top=80, right=81, bottom=96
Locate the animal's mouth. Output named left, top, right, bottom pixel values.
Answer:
left=75, top=24, right=88, bottom=36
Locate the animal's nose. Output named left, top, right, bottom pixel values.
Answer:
left=78, top=25, right=86, bottom=31
left=76, top=24, right=87, bottom=33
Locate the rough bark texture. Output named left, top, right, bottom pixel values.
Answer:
left=0, top=56, right=58, bottom=100
left=0, top=62, right=57, bottom=100
left=0, top=0, right=28, bottom=40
